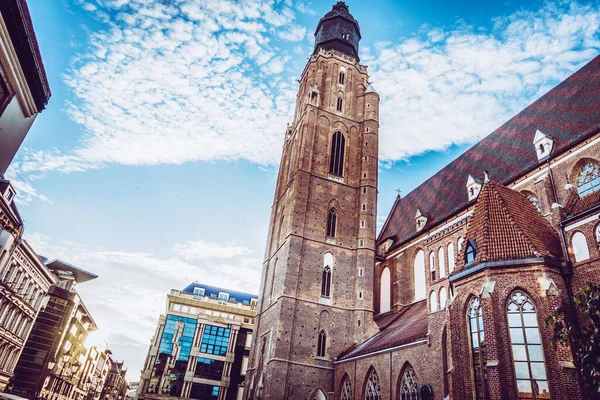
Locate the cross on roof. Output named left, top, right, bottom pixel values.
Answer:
left=396, top=188, right=402, bottom=196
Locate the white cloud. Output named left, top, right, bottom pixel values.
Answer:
left=12, top=1, right=600, bottom=193
left=25, top=232, right=262, bottom=381
left=173, top=240, right=252, bottom=260
left=366, top=1, right=600, bottom=161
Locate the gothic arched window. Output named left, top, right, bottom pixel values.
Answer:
left=429, top=251, right=436, bottom=281
left=430, top=291, right=438, bottom=312
left=364, top=368, right=381, bottom=400
left=321, top=253, right=333, bottom=298
left=341, top=376, right=352, bottom=400
left=399, top=365, right=419, bottom=400
left=507, top=291, right=550, bottom=398
left=329, top=131, right=346, bottom=177
left=380, top=267, right=391, bottom=313
left=414, top=250, right=426, bottom=300
left=595, top=224, right=600, bottom=247
left=337, top=97, right=343, bottom=112
left=327, top=208, right=337, bottom=238
left=571, top=231, right=590, bottom=262
left=339, top=70, right=345, bottom=85
left=448, top=242, right=455, bottom=273
left=468, top=297, right=486, bottom=400
left=438, top=247, right=446, bottom=278
left=317, top=330, right=327, bottom=357
left=440, top=286, right=447, bottom=309
left=576, top=162, right=600, bottom=197
left=465, top=239, right=477, bottom=264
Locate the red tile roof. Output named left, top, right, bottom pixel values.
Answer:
left=379, top=55, right=600, bottom=251
left=336, top=300, right=427, bottom=361
left=465, top=181, right=562, bottom=264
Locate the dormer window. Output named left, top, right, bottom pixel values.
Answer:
left=415, top=209, right=429, bottom=232
left=533, top=129, right=554, bottom=161
left=218, top=292, right=229, bottom=301
left=466, top=175, right=483, bottom=201
left=465, top=239, right=477, bottom=264
left=193, top=287, right=205, bottom=296
left=4, top=186, right=15, bottom=203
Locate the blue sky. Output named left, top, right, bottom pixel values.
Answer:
left=10, top=0, right=600, bottom=380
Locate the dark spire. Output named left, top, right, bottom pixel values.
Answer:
left=313, top=2, right=361, bottom=60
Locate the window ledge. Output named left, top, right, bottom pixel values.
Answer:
left=325, top=237, right=336, bottom=245
left=327, top=174, right=344, bottom=184
left=319, top=297, right=331, bottom=305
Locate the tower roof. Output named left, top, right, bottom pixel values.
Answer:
left=313, top=2, right=361, bottom=60
left=464, top=181, right=562, bottom=265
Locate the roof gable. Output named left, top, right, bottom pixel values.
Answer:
left=379, top=55, right=600, bottom=251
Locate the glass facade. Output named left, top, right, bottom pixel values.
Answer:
left=189, top=383, right=219, bottom=400
left=159, top=315, right=197, bottom=360
left=200, top=325, right=231, bottom=356
left=195, top=358, right=225, bottom=380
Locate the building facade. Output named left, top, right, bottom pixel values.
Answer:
left=138, top=283, right=257, bottom=400
left=0, top=178, right=57, bottom=389
left=0, top=0, right=51, bottom=176
left=244, top=3, right=379, bottom=399
left=100, top=360, right=128, bottom=400
left=248, top=2, right=600, bottom=400
left=12, top=260, right=100, bottom=400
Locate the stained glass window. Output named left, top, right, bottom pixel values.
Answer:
left=399, top=365, right=418, bottom=400
left=507, top=291, right=550, bottom=399
left=200, top=325, right=231, bottom=356
left=576, top=162, right=600, bottom=197
left=341, top=376, right=352, bottom=400
left=365, top=368, right=381, bottom=400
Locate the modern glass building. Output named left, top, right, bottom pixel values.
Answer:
left=138, top=283, right=257, bottom=400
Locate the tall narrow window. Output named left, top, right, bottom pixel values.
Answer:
left=595, top=224, right=600, bottom=247
left=576, top=162, right=600, bottom=197
left=429, top=251, right=436, bottom=281
left=329, top=131, right=346, bottom=177
left=448, top=242, right=455, bottom=273
left=507, top=291, right=549, bottom=398
left=440, top=287, right=447, bottom=309
left=339, top=70, right=345, bottom=85
left=468, top=297, right=486, bottom=400
left=341, top=376, right=352, bottom=400
left=438, top=247, right=446, bottom=278
left=317, top=330, right=327, bottom=357
left=321, top=253, right=333, bottom=298
left=430, top=291, right=438, bottom=312
left=571, top=231, right=590, bottom=262
left=364, top=368, right=381, bottom=400
left=380, top=267, right=391, bottom=314
left=337, top=97, right=343, bottom=112
left=399, top=365, right=419, bottom=400
left=327, top=208, right=337, bottom=238
left=414, top=250, right=426, bottom=300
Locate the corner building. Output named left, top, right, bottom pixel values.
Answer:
left=245, top=2, right=379, bottom=399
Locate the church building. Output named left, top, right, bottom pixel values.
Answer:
left=246, top=2, right=600, bottom=399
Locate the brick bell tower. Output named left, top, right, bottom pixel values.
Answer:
left=245, top=2, right=379, bottom=399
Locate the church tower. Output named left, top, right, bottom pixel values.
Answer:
left=245, top=3, right=379, bottom=399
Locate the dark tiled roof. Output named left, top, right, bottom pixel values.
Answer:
left=465, top=182, right=562, bottom=264
left=379, top=55, right=600, bottom=251
left=337, top=300, right=427, bottom=361
left=182, top=282, right=258, bottom=304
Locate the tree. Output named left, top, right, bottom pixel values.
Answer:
left=546, top=283, right=600, bottom=398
